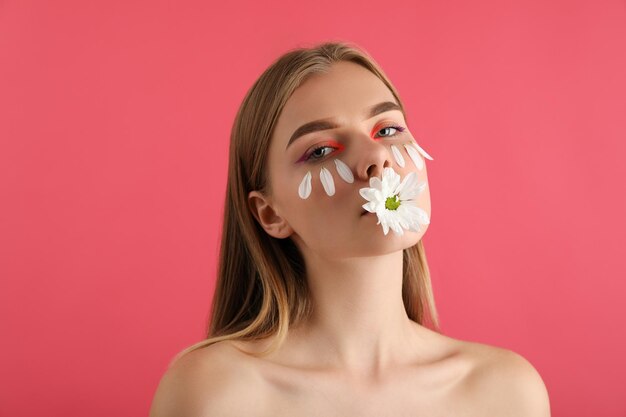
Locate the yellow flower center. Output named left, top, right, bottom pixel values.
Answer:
left=385, top=195, right=401, bottom=210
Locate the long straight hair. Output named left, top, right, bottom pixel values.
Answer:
left=171, top=41, right=440, bottom=366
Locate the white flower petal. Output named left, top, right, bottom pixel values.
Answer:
left=359, top=187, right=377, bottom=201
left=398, top=204, right=423, bottom=232
left=406, top=219, right=422, bottom=233
left=362, top=202, right=377, bottom=213
left=397, top=172, right=418, bottom=199
left=415, top=206, right=430, bottom=224
left=298, top=171, right=312, bottom=199
left=392, top=222, right=404, bottom=236
left=404, top=143, right=424, bottom=170
left=401, top=180, right=425, bottom=201
left=390, top=145, right=405, bottom=168
left=397, top=212, right=409, bottom=229
left=334, top=158, right=354, bottom=183
left=319, top=167, right=335, bottom=196
left=384, top=211, right=403, bottom=236
left=402, top=204, right=430, bottom=225
left=370, top=176, right=383, bottom=191
left=413, top=141, right=434, bottom=161
left=382, top=167, right=401, bottom=194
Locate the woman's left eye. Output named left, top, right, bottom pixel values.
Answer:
left=375, top=124, right=405, bottom=138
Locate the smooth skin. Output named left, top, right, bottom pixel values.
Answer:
left=150, top=61, right=551, bottom=417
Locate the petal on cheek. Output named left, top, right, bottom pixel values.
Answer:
left=298, top=171, right=312, bottom=199
left=391, top=145, right=405, bottom=168
left=319, top=167, right=335, bottom=196
left=404, top=143, right=424, bottom=170
left=334, top=158, right=354, bottom=183
left=414, top=142, right=434, bottom=161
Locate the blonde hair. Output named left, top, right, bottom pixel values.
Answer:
left=170, top=40, right=440, bottom=366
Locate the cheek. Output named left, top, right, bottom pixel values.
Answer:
left=292, top=164, right=357, bottom=222
left=296, top=162, right=354, bottom=201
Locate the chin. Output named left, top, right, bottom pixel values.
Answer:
left=340, top=231, right=425, bottom=258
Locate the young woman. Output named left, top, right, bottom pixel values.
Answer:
left=150, top=41, right=550, bottom=416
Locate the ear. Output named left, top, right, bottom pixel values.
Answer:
left=248, top=190, right=293, bottom=239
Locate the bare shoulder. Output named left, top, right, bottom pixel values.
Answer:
left=456, top=340, right=551, bottom=417
left=149, top=340, right=266, bottom=417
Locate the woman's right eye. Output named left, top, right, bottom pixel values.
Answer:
left=304, top=145, right=337, bottom=162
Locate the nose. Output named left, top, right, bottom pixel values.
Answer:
left=354, top=136, right=394, bottom=182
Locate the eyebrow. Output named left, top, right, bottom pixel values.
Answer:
left=285, top=101, right=403, bottom=151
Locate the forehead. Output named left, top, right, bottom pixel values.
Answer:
left=273, top=61, right=399, bottom=145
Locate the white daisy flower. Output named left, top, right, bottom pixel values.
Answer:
left=359, top=167, right=430, bottom=236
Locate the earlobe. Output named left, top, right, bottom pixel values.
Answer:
left=247, top=190, right=293, bottom=239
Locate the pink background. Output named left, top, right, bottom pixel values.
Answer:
left=1, top=0, right=625, bottom=415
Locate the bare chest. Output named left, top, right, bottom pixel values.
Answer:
left=253, top=363, right=474, bottom=417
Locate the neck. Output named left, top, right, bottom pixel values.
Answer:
left=289, top=249, right=425, bottom=377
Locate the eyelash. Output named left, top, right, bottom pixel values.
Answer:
left=303, top=124, right=406, bottom=163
